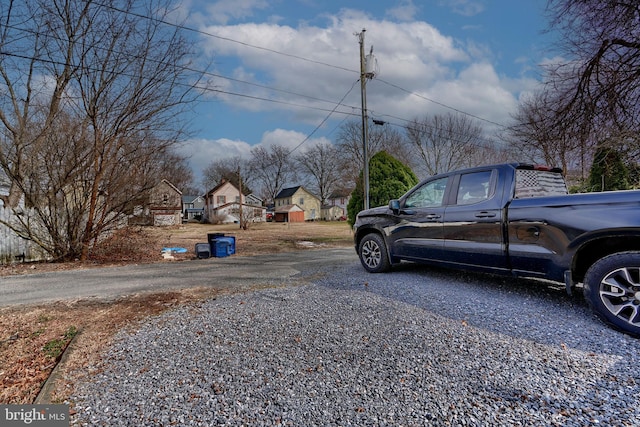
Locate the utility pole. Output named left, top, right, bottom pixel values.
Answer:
left=238, top=167, right=243, bottom=229
left=357, top=29, right=376, bottom=210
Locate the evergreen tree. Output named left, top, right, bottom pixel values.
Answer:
left=588, top=145, right=629, bottom=191
left=347, top=151, right=418, bottom=226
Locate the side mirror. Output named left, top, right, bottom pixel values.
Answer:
left=389, top=199, right=400, bottom=213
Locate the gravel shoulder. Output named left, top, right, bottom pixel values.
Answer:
left=70, top=261, right=640, bottom=426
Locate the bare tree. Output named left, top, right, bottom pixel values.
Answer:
left=0, top=0, right=201, bottom=260
left=296, top=142, right=342, bottom=205
left=406, top=112, right=486, bottom=175
left=335, top=120, right=415, bottom=184
left=202, top=156, right=252, bottom=195
left=506, top=89, right=588, bottom=173
left=156, top=150, right=198, bottom=194
left=249, top=144, right=294, bottom=204
left=539, top=1, right=640, bottom=167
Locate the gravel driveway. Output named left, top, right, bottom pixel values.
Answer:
left=70, top=260, right=640, bottom=426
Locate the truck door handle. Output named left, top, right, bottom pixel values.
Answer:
left=475, top=211, right=496, bottom=218
left=426, top=213, right=441, bottom=220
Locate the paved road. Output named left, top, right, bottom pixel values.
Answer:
left=0, top=248, right=358, bottom=307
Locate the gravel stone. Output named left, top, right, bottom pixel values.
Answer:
left=70, top=261, right=640, bottom=426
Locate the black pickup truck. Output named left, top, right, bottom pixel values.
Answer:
left=353, top=163, right=640, bottom=337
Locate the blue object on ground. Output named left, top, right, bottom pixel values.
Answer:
left=162, top=247, right=188, bottom=253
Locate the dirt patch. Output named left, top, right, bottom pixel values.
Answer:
left=0, top=221, right=353, bottom=404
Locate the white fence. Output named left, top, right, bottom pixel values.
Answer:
left=0, top=207, right=46, bottom=264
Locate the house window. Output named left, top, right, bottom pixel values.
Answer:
left=217, top=195, right=226, bottom=204
left=299, top=197, right=304, bottom=205
left=235, top=196, right=240, bottom=203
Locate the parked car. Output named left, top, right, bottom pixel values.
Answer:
left=353, top=163, right=640, bottom=337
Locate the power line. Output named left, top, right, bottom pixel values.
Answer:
left=376, top=78, right=508, bottom=129
left=288, top=79, right=360, bottom=155
left=1, top=3, right=516, bottom=149
left=91, top=1, right=511, bottom=131
left=2, top=21, right=354, bottom=112
left=93, top=1, right=357, bottom=75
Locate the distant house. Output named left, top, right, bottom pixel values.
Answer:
left=274, top=186, right=322, bottom=221
left=205, top=180, right=265, bottom=223
left=0, top=171, right=45, bottom=263
left=148, top=179, right=183, bottom=226
left=323, top=188, right=352, bottom=220
left=245, top=193, right=263, bottom=206
left=182, top=195, right=205, bottom=222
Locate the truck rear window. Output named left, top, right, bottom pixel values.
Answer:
left=515, top=169, right=568, bottom=198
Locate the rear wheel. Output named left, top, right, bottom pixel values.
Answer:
left=358, top=233, right=391, bottom=273
left=584, top=251, right=640, bottom=337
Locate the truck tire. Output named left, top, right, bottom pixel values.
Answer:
left=358, top=233, right=391, bottom=273
left=583, top=251, right=640, bottom=337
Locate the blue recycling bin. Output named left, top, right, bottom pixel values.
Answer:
left=217, top=236, right=236, bottom=255
left=212, top=240, right=229, bottom=257
left=207, top=233, right=225, bottom=253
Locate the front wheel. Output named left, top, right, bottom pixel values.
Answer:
left=584, top=251, right=640, bottom=337
left=358, top=233, right=391, bottom=273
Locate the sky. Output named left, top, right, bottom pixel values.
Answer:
left=175, top=0, right=558, bottom=183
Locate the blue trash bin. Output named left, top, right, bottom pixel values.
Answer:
left=213, top=239, right=231, bottom=257
left=207, top=233, right=225, bottom=254
left=217, top=236, right=236, bottom=255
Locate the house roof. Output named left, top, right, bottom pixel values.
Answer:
left=275, top=204, right=303, bottom=213
left=275, top=185, right=320, bottom=200
left=182, top=195, right=203, bottom=203
left=206, top=179, right=239, bottom=196
left=274, top=186, right=301, bottom=199
left=160, top=179, right=182, bottom=195
left=245, top=193, right=263, bottom=203
left=214, top=201, right=266, bottom=210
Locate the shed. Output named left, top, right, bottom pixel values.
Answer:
left=274, top=204, right=304, bottom=223
left=149, top=179, right=182, bottom=226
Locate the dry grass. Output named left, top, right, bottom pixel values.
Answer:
left=0, top=221, right=353, bottom=404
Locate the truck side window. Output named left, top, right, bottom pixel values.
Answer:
left=405, top=177, right=448, bottom=208
left=457, top=171, right=492, bottom=205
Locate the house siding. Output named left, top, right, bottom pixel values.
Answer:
left=274, top=187, right=321, bottom=221
left=205, top=181, right=266, bottom=223
left=0, top=206, right=47, bottom=263
left=149, top=180, right=182, bottom=226
left=205, top=181, right=244, bottom=221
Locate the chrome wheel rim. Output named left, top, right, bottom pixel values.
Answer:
left=599, top=267, right=640, bottom=327
left=361, top=239, right=381, bottom=269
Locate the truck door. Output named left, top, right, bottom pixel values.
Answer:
left=441, top=170, right=509, bottom=271
left=386, top=176, right=449, bottom=261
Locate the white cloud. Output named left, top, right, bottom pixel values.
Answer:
left=188, top=4, right=539, bottom=163
left=199, top=10, right=472, bottom=127
left=385, top=0, right=420, bottom=22
left=441, top=0, right=485, bottom=17
left=181, top=137, right=252, bottom=177
left=182, top=130, right=331, bottom=182
left=205, top=0, right=270, bottom=25
left=260, top=128, right=331, bottom=154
